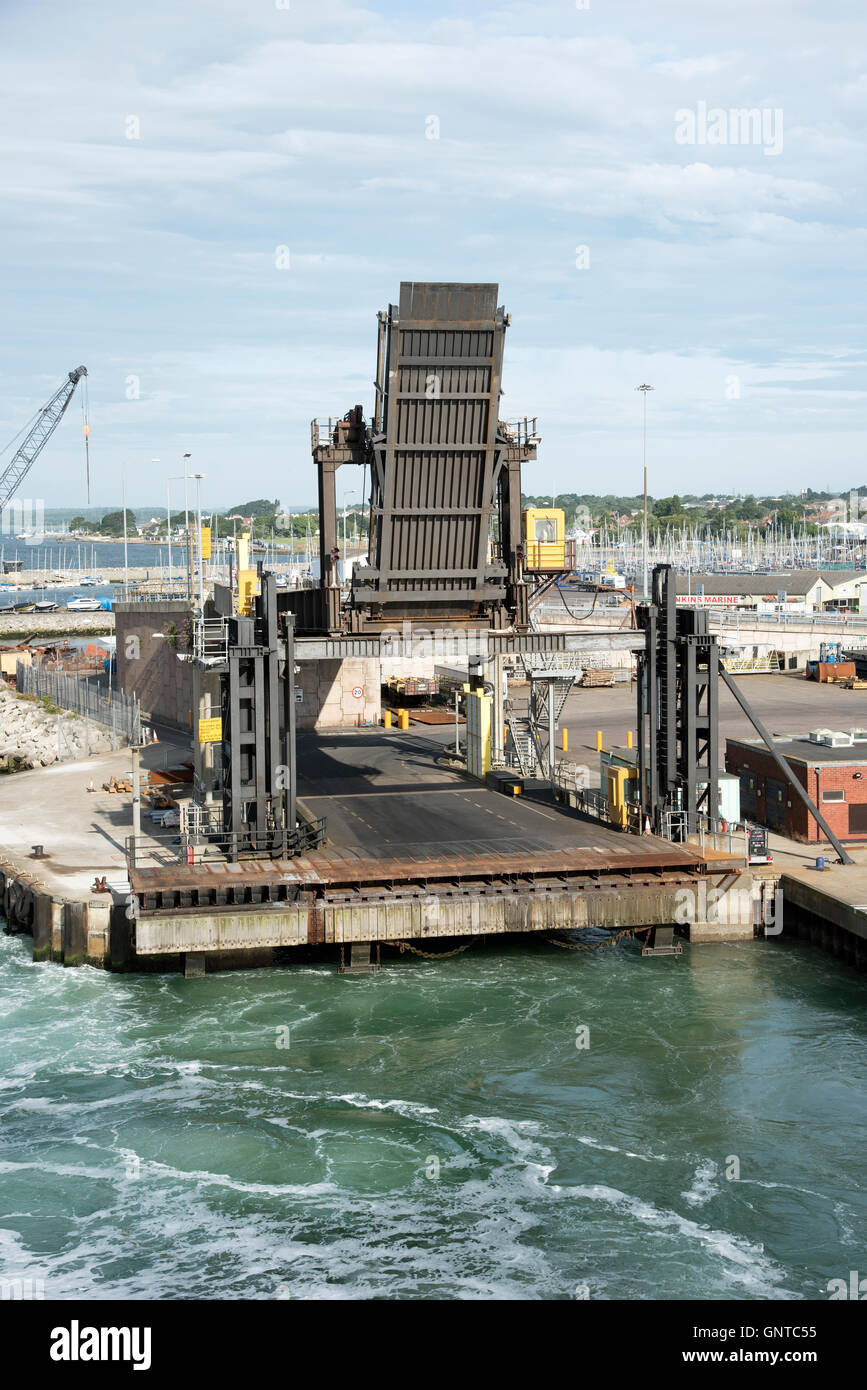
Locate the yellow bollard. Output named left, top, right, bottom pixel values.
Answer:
left=383, top=709, right=392, bottom=729
left=562, top=728, right=568, bottom=752
left=596, top=730, right=603, bottom=752
left=627, top=729, right=633, bottom=749
left=398, top=708, right=409, bottom=731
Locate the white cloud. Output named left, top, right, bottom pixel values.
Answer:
left=0, top=0, right=864, bottom=504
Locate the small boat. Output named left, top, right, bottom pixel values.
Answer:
left=34, top=600, right=57, bottom=612
left=66, top=595, right=103, bottom=612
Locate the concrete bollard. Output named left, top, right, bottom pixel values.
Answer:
left=383, top=709, right=392, bottom=729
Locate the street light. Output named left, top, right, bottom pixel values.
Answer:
left=193, top=472, right=205, bottom=614
left=635, top=384, right=654, bottom=599
left=121, top=461, right=129, bottom=600
left=167, top=455, right=192, bottom=598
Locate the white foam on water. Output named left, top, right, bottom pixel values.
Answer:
left=140, top=1156, right=340, bottom=1199
left=549, top=1181, right=795, bottom=1297
left=577, top=1134, right=671, bottom=1162
left=682, top=1159, right=720, bottom=1207
left=328, top=1092, right=439, bottom=1117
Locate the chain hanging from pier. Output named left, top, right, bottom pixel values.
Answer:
left=544, top=927, right=651, bottom=951
left=386, top=938, right=484, bottom=960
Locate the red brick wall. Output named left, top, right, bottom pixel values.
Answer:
left=725, top=741, right=867, bottom=843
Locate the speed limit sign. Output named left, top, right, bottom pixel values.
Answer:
left=351, top=685, right=364, bottom=699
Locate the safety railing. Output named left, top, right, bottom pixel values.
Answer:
left=193, top=617, right=229, bottom=663
left=659, top=809, right=749, bottom=859
left=711, top=611, right=867, bottom=633
left=125, top=815, right=327, bottom=870
left=499, top=417, right=540, bottom=447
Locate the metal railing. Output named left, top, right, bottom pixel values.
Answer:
left=499, top=417, right=540, bottom=446
left=122, top=584, right=191, bottom=604
left=659, top=809, right=749, bottom=859
left=711, top=611, right=867, bottom=634
left=193, top=617, right=229, bottom=663
left=125, top=815, right=327, bottom=870
left=15, top=661, right=140, bottom=744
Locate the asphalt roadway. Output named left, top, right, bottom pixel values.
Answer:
left=296, top=728, right=688, bottom=865
left=554, top=670, right=867, bottom=760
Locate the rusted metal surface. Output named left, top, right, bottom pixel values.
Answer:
left=131, top=836, right=704, bottom=900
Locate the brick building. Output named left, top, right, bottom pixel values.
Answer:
left=676, top=569, right=867, bottom=613
left=725, top=730, right=867, bottom=843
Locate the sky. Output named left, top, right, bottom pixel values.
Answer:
left=0, top=0, right=865, bottom=513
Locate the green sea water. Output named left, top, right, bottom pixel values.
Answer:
left=1, top=925, right=865, bottom=1300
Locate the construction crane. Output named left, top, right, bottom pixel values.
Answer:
left=0, top=366, right=88, bottom=513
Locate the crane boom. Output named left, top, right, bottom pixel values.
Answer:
left=0, top=366, right=88, bottom=511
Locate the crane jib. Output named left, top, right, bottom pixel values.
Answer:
left=0, top=366, right=88, bottom=509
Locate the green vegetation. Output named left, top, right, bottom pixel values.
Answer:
left=519, top=488, right=867, bottom=536
left=224, top=498, right=281, bottom=521
left=96, top=508, right=137, bottom=536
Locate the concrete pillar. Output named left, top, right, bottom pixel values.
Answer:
left=62, top=901, right=87, bottom=967
left=51, top=900, right=64, bottom=957
left=33, top=894, right=52, bottom=961
left=86, top=900, right=111, bottom=966
left=110, top=902, right=133, bottom=970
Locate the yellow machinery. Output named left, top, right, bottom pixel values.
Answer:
left=606, top=764, right=639, bottom=830
left=523, top=507, right=566, bottom=570
left=236, top=534, right=259, bottom=617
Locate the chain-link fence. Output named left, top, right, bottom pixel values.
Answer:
left=16, top=661, right=140, bottom=745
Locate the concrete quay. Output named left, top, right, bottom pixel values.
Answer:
left=1, top=723, right=751, bottom=973
left=7, top=675, right=867, bottom=974
left=780, top=859, right=867, bottom=970
left=0, top=732, right=190, bottom=968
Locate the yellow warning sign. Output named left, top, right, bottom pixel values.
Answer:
left=198, top=717, right=222, bottom=743
left=200, top=526, right=212, bottom=559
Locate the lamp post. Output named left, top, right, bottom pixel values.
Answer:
left=121, top=462, right=129, bottom=600
left=636, top=384, right=654, bottom=599
left=181, top=453, right=192, bottom=598
left=167, top=455, right=192, bottom=598
left=166, top=481, right=173, bottom=590
left=193, top=472, right=205, bottom=614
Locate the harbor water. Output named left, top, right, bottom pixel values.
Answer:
left=1, top=925, right=865, bottom=1300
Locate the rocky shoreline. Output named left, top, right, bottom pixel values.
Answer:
left=0, top=685, right=114, bottom=771
left=0, top=612, right=115, bottom=637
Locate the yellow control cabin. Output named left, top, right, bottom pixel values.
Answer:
left=523, top=507, right=566, bottom=570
